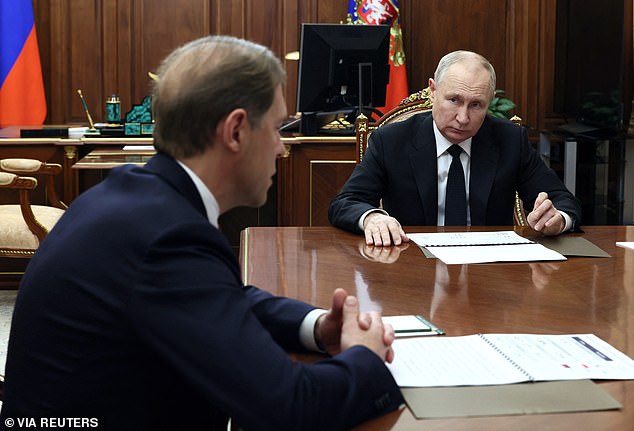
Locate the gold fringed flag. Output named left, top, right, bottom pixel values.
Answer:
left=347, top=0, right=408, bottom=114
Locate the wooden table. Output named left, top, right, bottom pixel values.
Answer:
left=72, top=134, right=356, bottom=226
left=240, top=225, right=634, bottom=430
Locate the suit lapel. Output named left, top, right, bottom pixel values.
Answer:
left=469, top=119, right=499, bottom=225
left=409, top=114, right=439, bottom=225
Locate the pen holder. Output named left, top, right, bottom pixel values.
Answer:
left=106, top=94, right=121, bottom=124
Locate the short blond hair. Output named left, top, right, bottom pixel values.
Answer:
left=152, top=36, right=285, bottom=159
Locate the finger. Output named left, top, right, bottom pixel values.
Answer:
left=388, top=224, right=402, bottom=246
left=528, top=199, right=553, bottom=230
left=400, top=228, right=410, bottom=243
left=385, top=346, right=395, bottom=364
left=531, top=207, right=559, bottom=232
left=358, top=312, right=372, bottom=330
left=533, top=192, right=548, bottom=210
left=544, top=210, right=562, bottom=227
left=329, top=288, right=348, bottom=321
left=364, top=228, right=375, bottom=246
left=383, top=323, right=395, bottom=347
left=378, top=225, right=393, bottom=247
left=342, top=296, right=360, bottom=330
left=372, top=229, right=384, bottom=247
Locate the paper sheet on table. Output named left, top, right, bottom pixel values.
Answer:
left=616, top=242, right=634, bottom=251
left=425, top=243, right=566, bottom=264
left=408, top=230, right=531, bottom=247
left=408, top=231, right=566, bottom=264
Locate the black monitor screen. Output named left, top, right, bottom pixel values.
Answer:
left=296, top=23, right=390, bottom=115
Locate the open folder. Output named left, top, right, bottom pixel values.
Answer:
left=388, top=333, right=632, bottom=419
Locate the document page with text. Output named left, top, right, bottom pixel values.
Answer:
left=387, top=333, right=634, bottom=387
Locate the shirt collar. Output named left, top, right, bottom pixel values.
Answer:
left=176, top=160, right=220, bottom=228
left=433, top=120, right=472, bottom=158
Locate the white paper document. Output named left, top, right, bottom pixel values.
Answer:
left=387, top=333, right=634, bottom=387
left=407, top=230, right=566, bottom=264
left=616, top=242, right=634, bottom=251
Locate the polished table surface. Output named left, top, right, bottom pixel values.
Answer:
left=240, top=225, right=634, bottom=430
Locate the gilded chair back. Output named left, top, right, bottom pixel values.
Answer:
left=355, top=87, right=432, bottom=163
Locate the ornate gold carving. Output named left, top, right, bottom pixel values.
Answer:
left=390, top=23, right=406, bottom=67
left=64, top=145, right=78, bottom=160
left=282, top=144, right=291, bottom=158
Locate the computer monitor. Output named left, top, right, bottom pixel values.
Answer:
left=296, top=23, right=390, bottom=135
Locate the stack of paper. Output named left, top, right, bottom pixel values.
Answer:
left=408, top=231, right=566, bottom=264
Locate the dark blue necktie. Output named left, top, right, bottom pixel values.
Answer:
left=445, top=145, right=467, bottom=226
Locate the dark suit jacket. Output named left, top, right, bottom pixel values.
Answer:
left=0, top=153, right=403, bottom=431
left=329, top=112, right=581, bottom=233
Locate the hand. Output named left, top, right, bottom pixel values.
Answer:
left=313, top=288, right=348, bottom=356
left=363, top=212, right=410, bottom=246
left=340, top=296, right=395, bottom=363
left=526, top=192, right=565, bottom=236
left=358, top=241, right=410, bottom=264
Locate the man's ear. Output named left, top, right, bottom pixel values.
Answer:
left=220, top=108, right=249, bottom=153
left=428, top=78, right=436, bottom=100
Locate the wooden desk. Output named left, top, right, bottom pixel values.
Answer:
left=0, top=127, right=153, bottom=203
left=240, top=225, right=634, bottom=430
left=72, top=148, right=156, bottom=169
left=73, top=134, right=356, bottom=226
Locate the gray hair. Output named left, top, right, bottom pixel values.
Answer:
left=433, top=50, right=496, bottom=96
left=152, top=35, right=286, bottom=159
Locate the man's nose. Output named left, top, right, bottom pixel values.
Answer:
left=456, top=106, right=469, bottom=124
left=275, top=137, right=286, bottom=158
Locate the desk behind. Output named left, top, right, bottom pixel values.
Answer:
left=240, top=225, right=634, bottom=430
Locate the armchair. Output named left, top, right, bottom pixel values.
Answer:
left=0, top=158, right=66, bottom=258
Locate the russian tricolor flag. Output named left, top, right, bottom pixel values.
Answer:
left=0, top=0, right=47, bottom=127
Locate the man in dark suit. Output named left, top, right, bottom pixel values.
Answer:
left=329, top=51, right=581, bottom=246
left=0, top=36, right=403, bottom=431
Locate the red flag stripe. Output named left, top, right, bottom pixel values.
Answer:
left=0, top=27, right=47, bottom=126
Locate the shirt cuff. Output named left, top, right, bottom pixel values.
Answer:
left=299, top=308, right=328, bottom=352
left=559, top=210, right=573, bottom=232
left=358, top=208, right=389, bottom=231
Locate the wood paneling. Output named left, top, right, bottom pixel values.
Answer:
left=403, top=0, right=508, bottom=92
left=277, top=137, right=356, bottom=226
left=32, top=0, right=632, bottom=139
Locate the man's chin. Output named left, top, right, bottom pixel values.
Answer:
left=447, top=130, right=471, bottom=143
